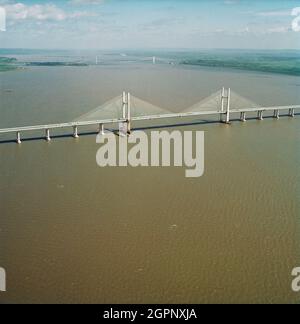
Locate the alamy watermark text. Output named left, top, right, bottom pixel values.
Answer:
left=96, top=130, right=205, bottom=178
left=292, top=267, right=300, bottom=293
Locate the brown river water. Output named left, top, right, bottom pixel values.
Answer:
left=0, top=63, right=299, bottom=303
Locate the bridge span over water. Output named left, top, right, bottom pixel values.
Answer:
left=0, top=88, right=299, bottom=144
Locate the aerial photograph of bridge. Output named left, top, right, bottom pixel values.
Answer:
left=0, top=0, right=300, bottom=307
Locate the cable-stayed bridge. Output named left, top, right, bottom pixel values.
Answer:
left=0, top=88, right=299, bottom=143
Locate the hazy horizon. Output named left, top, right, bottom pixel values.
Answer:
left=1, top=47, right=300, bottom=52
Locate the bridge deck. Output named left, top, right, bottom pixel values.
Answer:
left=0, top=105, right=299, bottom=135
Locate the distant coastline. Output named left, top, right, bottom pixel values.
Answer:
left=1, top=49, right=300, bottom=76
left=180, top=58, right=300, bottom=76
left=0, top=57, right=18, bottom=72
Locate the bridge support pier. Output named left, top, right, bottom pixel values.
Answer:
left=258, top=111, right=263, bottom=121
left=127, top=120, right=132, bottom=134
left=73, top=126, right=79, bottom=138
left=225, top=112, right=230, bottom=124
left=289, top=108, right=295, bottom=117
left=240, top=112, right=246, bottom=122
left=224, top=113, right=230, bottom=124
left=45, top=129, right=51, bottom=142
left=99, top=123, right=105, bottom=135
left=273, top=109, right=279, bottom=119
left=16, top=131, right=21, bottom=144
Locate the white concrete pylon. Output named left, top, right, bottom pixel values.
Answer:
left=273, top=109, right=280, bottom=119
left=289, top=108, right=295, bottom=117
left=221, top=87, right=225, bottom=113
left=225, top=88, right=231, bottom=124
left=127, top=92, right=132, bottom=134
left=16, top=131, right=21, bottom=144
left=122, top=91, right=127, bottom=119
left=46, top=129, right=51, bottom=141
left=220, top=87, right=225, bottom=122
left=240, top=112, right=246, bottom=122
left=73, top=126, right=79, bottom=138
left=99, top=123, right=105, bottom=135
